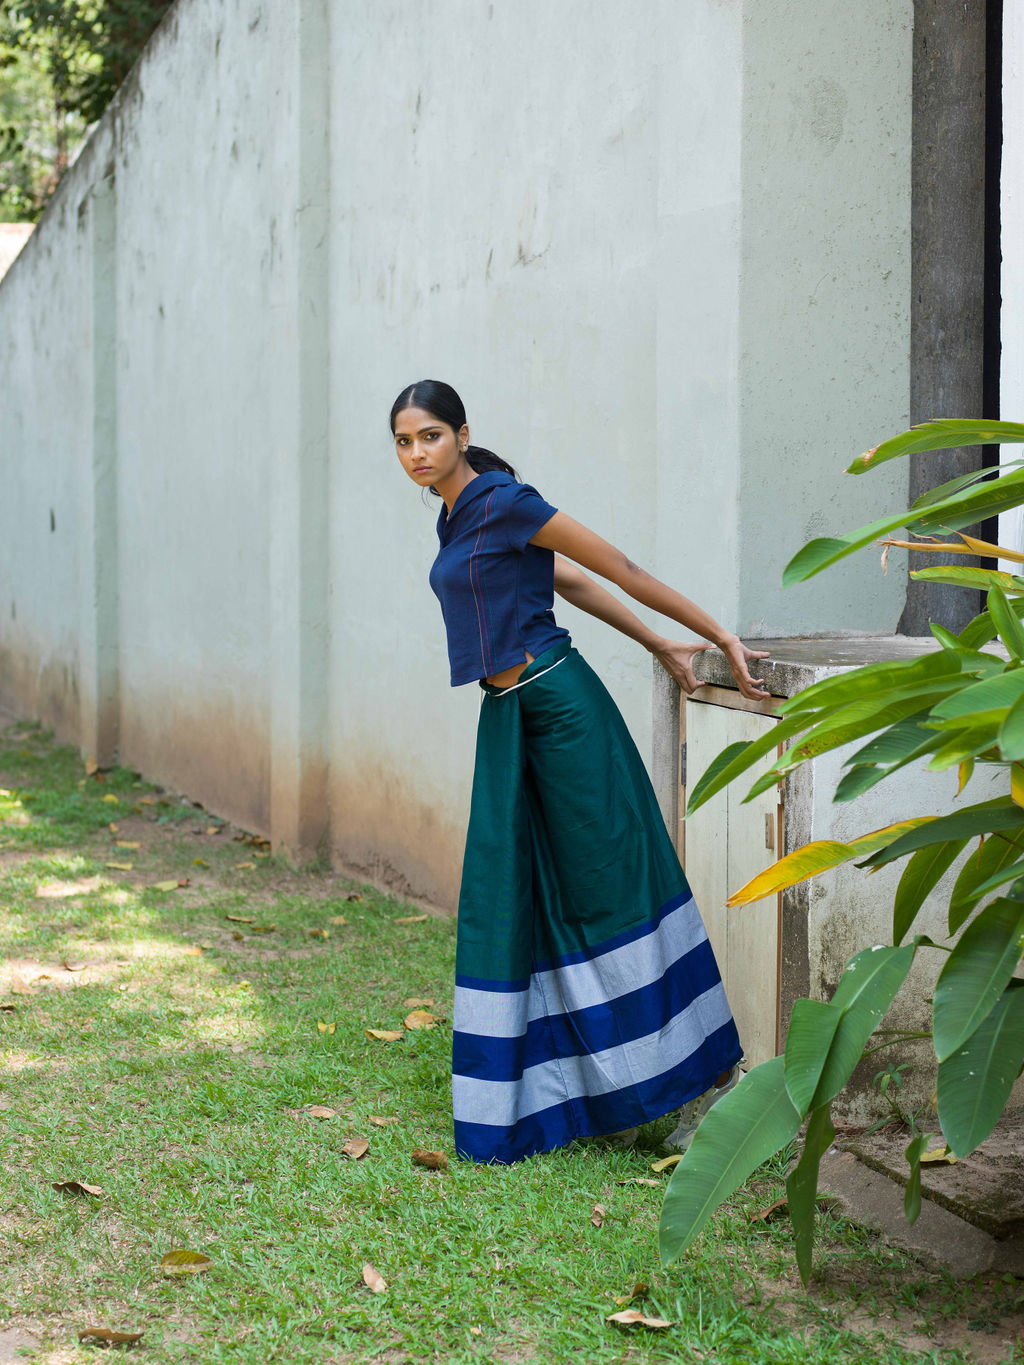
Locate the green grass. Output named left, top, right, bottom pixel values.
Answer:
left=0, top=719, right=1021, bottom=1364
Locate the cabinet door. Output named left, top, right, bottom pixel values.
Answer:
left=682, top=698, right=782, bottom=1067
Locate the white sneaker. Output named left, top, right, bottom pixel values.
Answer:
left=662, top=1065, right=742, bottom=1153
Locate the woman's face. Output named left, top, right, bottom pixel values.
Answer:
left=393, top=406, right=469, bottom=491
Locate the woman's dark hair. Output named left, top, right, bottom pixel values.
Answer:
left=390, top=380, right=518, bottom=494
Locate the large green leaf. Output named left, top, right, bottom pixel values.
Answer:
left=811, top=943, right=918, bottom=1107
left=859, top=798, right=1024, bottom=870
left=933, top=899, right=1024, bottom=1060
left=893, top=840, right=969, bottom=944
left=776, top=653, right=962, bottom=719
left=948, top=830, right=1024, bottom=930
left=989, top=586, right=1024, bottom=662
left=999, top=693, right=1024, bottom=761
left=950, top=859, right=1024, bottom=927
left=782, top=511, right=916, bottom=587
left=786, top=1103, right=835, bottom=1285
left=842, top=716, right=944, bottom=768
left=929, top=668, right=1024, bottom=720
left=846, top=420, right=1024, bottom=476
left=685, top=712, right=809, bottom=816
left=926, top=724, right=1003, bottom=772
left=914, top=460, right=1024, bottom=509
left=658, top=1057, right=801, bottom=1266
left=910, top=567, right=1024, bottom=593
left=937, top=986, right=1024, bottom=1156
left=783, top=999, right=842, bottom=1114
left=903, top=1132, right=929, bottom=1225
left=960, top=599, right=1024, bottom=650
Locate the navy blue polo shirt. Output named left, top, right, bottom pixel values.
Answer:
left=429, top=471, right=570, bottom=686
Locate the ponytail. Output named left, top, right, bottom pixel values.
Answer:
left=465, top=444, right=519, bottom=481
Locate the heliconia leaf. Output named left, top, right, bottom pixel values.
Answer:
left=786, top=1103, right=835, bottom=1285
left=782, top=511, right=916, bottom=587
left=1014, top=765, right=1024, bottom=811
left=812, top=943, right=918, bottom=1107
left=858, top=798, right=1024, bottom=870
left=783, top=1000, right=842, bottom=1114
left=685, top=713, right=810, bottom=816
left=933, top=899, right=1024, bottom=1060
left=893, top=840, right=969, bottom=945
left=926, top=725, right=1003, bottom=772
left=999, top=694, right=1024, bottom=761
left=950, top=857, right=1024, bottom=929
left=937, top=986, right=1024, bottom=1156
left=961, top=597, right=1024, bottom=649
left=990, top=586, right=1024, bottom=662
left=846, top=420, right=1024, bottom=476
left=958, top=759, right=975, bottom=795
left=913, top=458, right=1024, bottom=508
left=910, top=567, right=1022, bottom=593
left=779, top=688, right=966, bottom=771
left=957, top=532, right=1024, bottom=564
left=930, top=622, right=965, bottom=648
left=658, top=1058, right=801, bottom=1266
left=777, top=653, right=962, bottom=718
left=890, top=533, right=1024, bottom=565
left=930, top=668, right=1024, bottom=720
left=903, top=1132, right=929, bottom=1225
left=725, top=821, right=934, bottom=907
left=948, top=831, right=1024, bottom=929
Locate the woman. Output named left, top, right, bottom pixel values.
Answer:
left=391, top=380, right=769, bottom=1164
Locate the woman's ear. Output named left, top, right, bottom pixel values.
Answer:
left=458, top=423, right=470, bottom=454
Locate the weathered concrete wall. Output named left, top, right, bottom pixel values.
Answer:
left=0, top=0, right=916, bottom=907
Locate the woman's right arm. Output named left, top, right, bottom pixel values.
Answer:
left=554, top=556, right=712, bottom=694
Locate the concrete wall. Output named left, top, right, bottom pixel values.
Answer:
left=0, top=0, right=916, bottom=907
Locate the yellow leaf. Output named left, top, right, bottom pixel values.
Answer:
left=160, top=1248, right=212, bottom=1276
left=78, top=1327, right=144, bottom=1347
left=613, top=1281, right=650, bottom=1306
left=234, top=862, right=255, bottom=871
left=403, top=997, right=435, bottom=1008
left=342, top=1138, right=370, bottom=1159
left=108, top=822, right=119, bottom=833
left=606, top=1309, right=673, bottom=1330
left=591, top=1203, right=607, bottom=1228
left=362, top=1262, right=387, bottom=1294
left=366, top=1028, right=404, bottom=1042
left=411, top=1148, right=447, bottom=1170
left=1013, top=765, right=1024, bottom=811
left=101, top=794, right=119, bottom=805
left=52, top=1179, right=103, bottom=1197
left=305, top=1105, right=338, bottom=1120
left=226, top=915, right=253, bottom=923
left=920, top=1143, right=959, bottom=1165
left=345, top=892, right=364, bottom=903
left=317, top=1020, right=337, bottom=1035
left=84, top=758, right=98, bottom=776
left=138, top=796, right=156, bottom=805
left=205, top=825, right=221, bottom=836
left=650, top=1155, right=683, bottom=1173
left=105, top=861, right=133, bottom=871
left=150, top=880, right=179, bottom=892
left=368, top=1115, right=399, bottom=1127
left=308, top=928, right=329, bottom=939
left=116, top=840, right=140, bottom=850
left=957, top=759, right=974, bottom=797
left=193, top=858, right=208, bottom=868
left=616, top=1178, right=661, bottom=1188
left=329, top=916, right=348, bottom=926
left=250, top=924, right=276, bottom=934
left=395, top=914, right=428, bottom=925
left=404, top=1009, right=441, bottom=1030
left=726, top=819, right=936, bottom=907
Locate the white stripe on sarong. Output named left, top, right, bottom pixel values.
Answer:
left=453, top=894, right=709, bottom=1039
left=452, top=981, right=733, bottom=1128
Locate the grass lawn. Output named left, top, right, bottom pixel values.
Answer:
left=1, top=718, right=1022, bottom=1364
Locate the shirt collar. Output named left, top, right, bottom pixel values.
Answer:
left=436, top=471, right=514, bottom=538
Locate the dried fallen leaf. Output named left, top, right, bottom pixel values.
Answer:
left=345, top=892, right=363, bottom=903
left=368, top=1115, right=399, bottom=1127
left=342, top=1138, right=370, bottom=1160
left=232, top=932, right=244, bottom=941
left=362, top=1262, right=387, bottom=1294
left=116, top=840, right=140, bottom=850
left=591, top=1203, right=607, bottom=1228
left=920, top=1143, right=959, bottom=1165
left=749, top=1196, right=789, bottom=1223
left=366, top=1028, right=403, bottom=1042
left=250, top=924, right=276, bottom=934
left=84, top=758, right=99, bottom=776
left=138, top=796, right=156, bottom=806
left=616, top=1177, right=661, bottom=1188
left=101, top=794, right=119, bottom=805
left=205, top=825, right=221, bottom=836
left=306, top=1106, right=338, bottom=1120
left=404, top=1009, right=440, bottom=1030
left=53, top=1179, right=103, bottom=1197
left=108, top=822, right=119, bottom=833
left=183, top=946, right=203, bottom=956
left=329, top=915, right=348, bottom=926
left=606, top=1309, right=673, bottom=1330
left=411, top=1148, right=447, bottom=1171
left=150, top=880, right=179, bottom=892
left=317, top=1020, right=337, bottom=1035
left=469, top=1326, right=482, bottom=1336
left=78, top=1325, right=144, bottom=1347
left=234, top=862, right=255, bottom=871
left=650, top=1155, right=683, bottom=1173
left=60, top=959, right=88, bottom=972
left=613, top=1282, right=650, bottom=1306
left=308, top=928, right=329, bottom=939
left=395, top=914, right=428, bottom=925
left=0, top=1002, right=16, bottom=1012
left=160, top=1248, right=212, bottom=1276
left=403, top=997, right=435, bottom=1008
left=106, top=862, right=133, bottom=871
left=177, top=878, right=190, bottom=888
left=193, top=858, right=208, bottom=868
left=10, top=976, right=36, bottom=996
left=226, top=915, right=253, bottom=923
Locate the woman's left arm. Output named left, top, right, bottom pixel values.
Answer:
left=533, top=512, right=770, bottom=700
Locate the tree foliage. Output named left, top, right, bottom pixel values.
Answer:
left=660, top=419, right=1024, bottom=1284
left=0, top=0, right=172, bottom=220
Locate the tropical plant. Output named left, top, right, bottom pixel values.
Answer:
left=659, top=418, right=1024, bottom=1284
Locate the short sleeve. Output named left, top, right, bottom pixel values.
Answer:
left=501, top=482, right=559, bottom=552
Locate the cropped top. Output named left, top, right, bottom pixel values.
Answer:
left=429, top=471, right=570, bottom=686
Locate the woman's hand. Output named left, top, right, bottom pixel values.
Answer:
left=718, top=635, right=771, bottom=700
left=651, top=639, right=713, bottom=694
